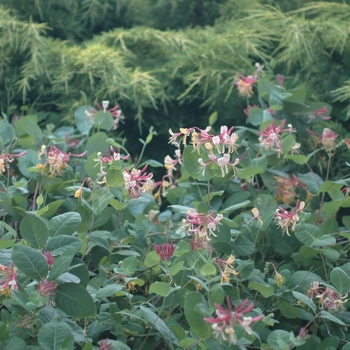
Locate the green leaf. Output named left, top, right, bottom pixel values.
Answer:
left=267, top=330, right=292, bottom=350
left=38, top=318, right=71, bottom=350
left=48, top=212, right=82, bottom=237
left=37, top=200, right=65, bottom=219
left=121, top=256, right=137, bottom=274
left=47, top=235, right=82, bottom=255
left=233, top=235, right=255, bottom=256
left=140, top=306, right=179, bottom=349
left=330, top=268, right=350, bottom=294
left=49, top=247, right=76, bottom=281
left=208, top=111, right=218, bottom=126
left=0, top=220, right=17, bottom=237
left=96, top=284, right=124, bottom=298
left=295, top=224, right=336, bottom=248
left=320, top=311, right=346, bottom=325
left=55, top=283, right=96, bottom=318
left=292, top=291, right=316, bottom=312
left=201, top=263, right=217, bottom=277
left=106, top=166, right=124, bottom=187
left=149, top=282, right=171, bottom=297
left=184, top=292, right=211, bottom=340
left=12, top=245, right=48, bottom=280
left=93, top=110, right=114, bottom=130
left=20, top=215, right=48, bottom=249
left=0, top=323, right=9, bottom=342
left=219, top=200, right=250, bottom=214
left=75, top=106, right=93, bottom=136
left=248, top=282, right=274, bottom=298
left=284, top=154, right=308, bottom=165
left=209, top=287, right=225, bottom=312
left=282, top=135, right=296, bottom=153
left=237, top=167, right=264, bottom=179
left=86, top=132, right=110, bottom=157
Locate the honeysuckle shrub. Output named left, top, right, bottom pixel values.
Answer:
left=1, top=68, right=350, bottom=350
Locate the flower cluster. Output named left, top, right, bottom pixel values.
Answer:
left=184, top=208, right=223, bottom=241
left=216, top=255, right=239, bottom=283
left=308, top=282, right=348, bottom=312
left=169, top=126, right=240, bottom=178
left=274, top=200, right=305, bottom=236
left=37, top=278, right=57, bottom=297
left=307, top=128, right=339, bottom=152
left=275, top=175, right=300, bottom=205
left=123, top=165, right=154, bottom=199
left=258, top=119, right=294, bottom=157
left=38, top=145, right=86, bottom=177
left=204, top=297, right=263, bottom=344
left=0, top=151, right=26, bottom=176
left=0, top=263, right=18, bottom=296
left=94, top=146, right=130, bottom=184
left=154, top=242, right=175, bottom=261
left=85, top=100, right=124, bottom=130
left=308, top=106, right=331, bottom=123
left=235, top=63, right=264, bottom=98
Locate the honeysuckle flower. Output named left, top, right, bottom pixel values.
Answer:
left=306, top=128, right=339, bottom=152
left=185, top=208, right=223, bottom=241
left=95, top=146, right=130, bottom=164
left=204, top=297, right=263, bottom=344
left=297, top=327, right=310, bottom=341
left=216, top=255, right=239, bottom=283
left=154, top=242, right=175, bottom=261
left=275, top=175, right=299, bottom=205
left=268, top=262, right=285, bottom=286
left=123, top=165, right=154, bottom=199
left=258, top=119, right=293, bottom=157
left=307, top=281, right=348, bottom=312
left=65, top=134, right=80, bottom=149
left=99, top=339, right=113, bottom=350
left=276, top=74, right=285, bottom=86
left=251, top=208, right=263, bottom=226
left=308, top=106, right=331, bottom=123
left=0, top=151, right=26, bottom=176
left=274, top=200, right=305, bottom=236
left=38, top=146, right=87, bottom=177
left=321, top=128, right=339, bottom=152
left=85, top=101, right=125, bottom=130
left=168, top=128, right=191, bottom=147
left=235, top=63, right=264, bottom=98
left=0, top=263, right=18, bottom=295
left=43, top=251, right=54, bottom=266
left=37, top=278, right=57, bottom=297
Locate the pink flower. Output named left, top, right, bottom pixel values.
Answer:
left=123, top=165, right=154, bottom=199
left=96, top=146, right=130, bottom=163
left=258, top=119, right=293, bottom=157
left=274, top=200, right=305, bottom=236
left=64, top=134, right=80, bottom=149
left=308, top=106, right=331, bottom=123
left=321, top=128, right=338, bottom=152
left=154, top=243, right=175, bottom=261
left=235, top=63, right=263, bottom=98
left=306, top=128, right=339, bottom=152
left=0, top=151, right=26, bottom=176
left=308, top=282, right=348, bottom=312
left=185, top=208, right=223, bottom=241
left=37, top=278, right=57, bottom=297
left=0, top=263, right=18, bottom=295
left=99, top=338, right=113, bottom=350
left=204, top=297, right=263, bottom=344
left=38, top=146, right=87, bottom=177
left=43, top=251, right=55, bottom=266
left=276, top=74, right=285, bottom=86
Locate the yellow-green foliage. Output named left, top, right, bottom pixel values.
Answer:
left=1, top=0, right=350, bottom=134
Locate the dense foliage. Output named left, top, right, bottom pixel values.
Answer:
left=0, top=65, right=350, bottom=349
